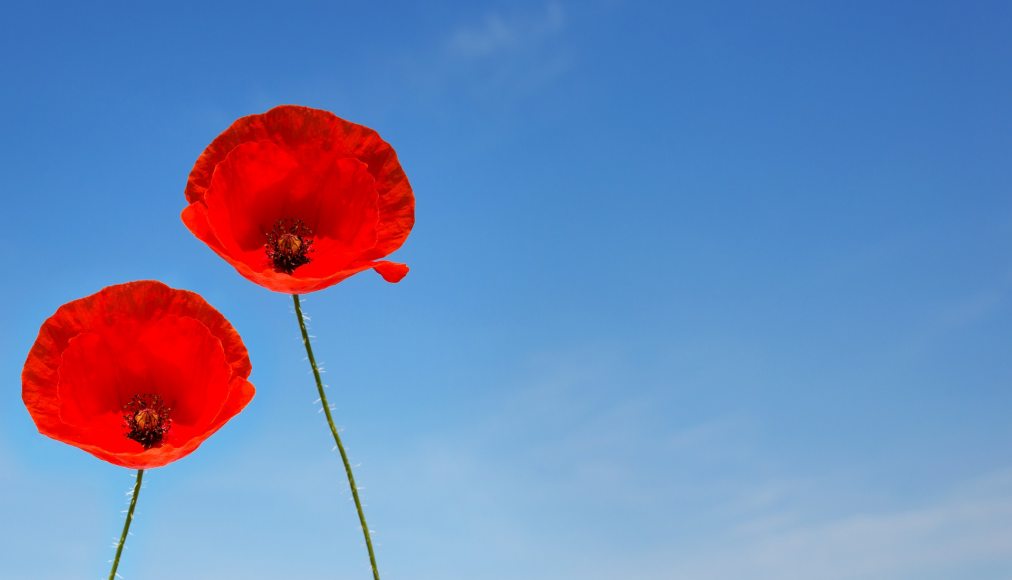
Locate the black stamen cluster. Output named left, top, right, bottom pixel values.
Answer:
left=123, top=393, right=171, bottom=449
left=266, top=218, right=314, bottom=274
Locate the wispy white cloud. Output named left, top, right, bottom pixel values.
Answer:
left=652, top=471, right=1012, bottom=580
left=447, top=1, right=566, bottom=60
left=926, top=269, right=1012, bottom=336
left=400, top=1, right=574, bottom=104
left=366, top=350, right=1012, bottom=580
left=895, top=268, right=1012, bottom=361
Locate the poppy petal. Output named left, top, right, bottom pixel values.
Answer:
left=371, top=261, right=410, bottom=283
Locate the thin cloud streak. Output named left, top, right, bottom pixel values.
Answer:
left=447, top=1, right=566, bottom=60
left=592, top=471, right=1012, bottom=580
left=398, top=1, right=574, bottom=104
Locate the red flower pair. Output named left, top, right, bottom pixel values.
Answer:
left=23, top=106, right=415, bottom=469
left=23, top=105, right=410, bottom=580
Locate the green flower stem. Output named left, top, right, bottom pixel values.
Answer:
left=292, top=294, right=380, bottom=580
left=108, top=469, right=144, bottom=580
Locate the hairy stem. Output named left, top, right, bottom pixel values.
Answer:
left=108, top=469, right=144, bottom=580
left=293, top=294, right=380, bottom=580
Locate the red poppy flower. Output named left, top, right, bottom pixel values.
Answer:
left=21, top=281, right=255, bottom=469
left=181, top=105, right=415, bottom=294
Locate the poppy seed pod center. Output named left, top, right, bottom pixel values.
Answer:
left=266, top=218, right=314, bottom=274
left=279, top=233, right=303, bottom=255
left=124, top=393, right=171, bottom=449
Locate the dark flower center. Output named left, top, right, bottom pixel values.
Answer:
left=123, top=393, right=171, bottom=449
left=266, top=218, right=314, bottom=274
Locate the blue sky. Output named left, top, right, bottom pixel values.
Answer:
left=2, top=1, right=1011, bottom=578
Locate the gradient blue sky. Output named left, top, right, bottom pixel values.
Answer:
left=2, top=1, right=1011, bottom=579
